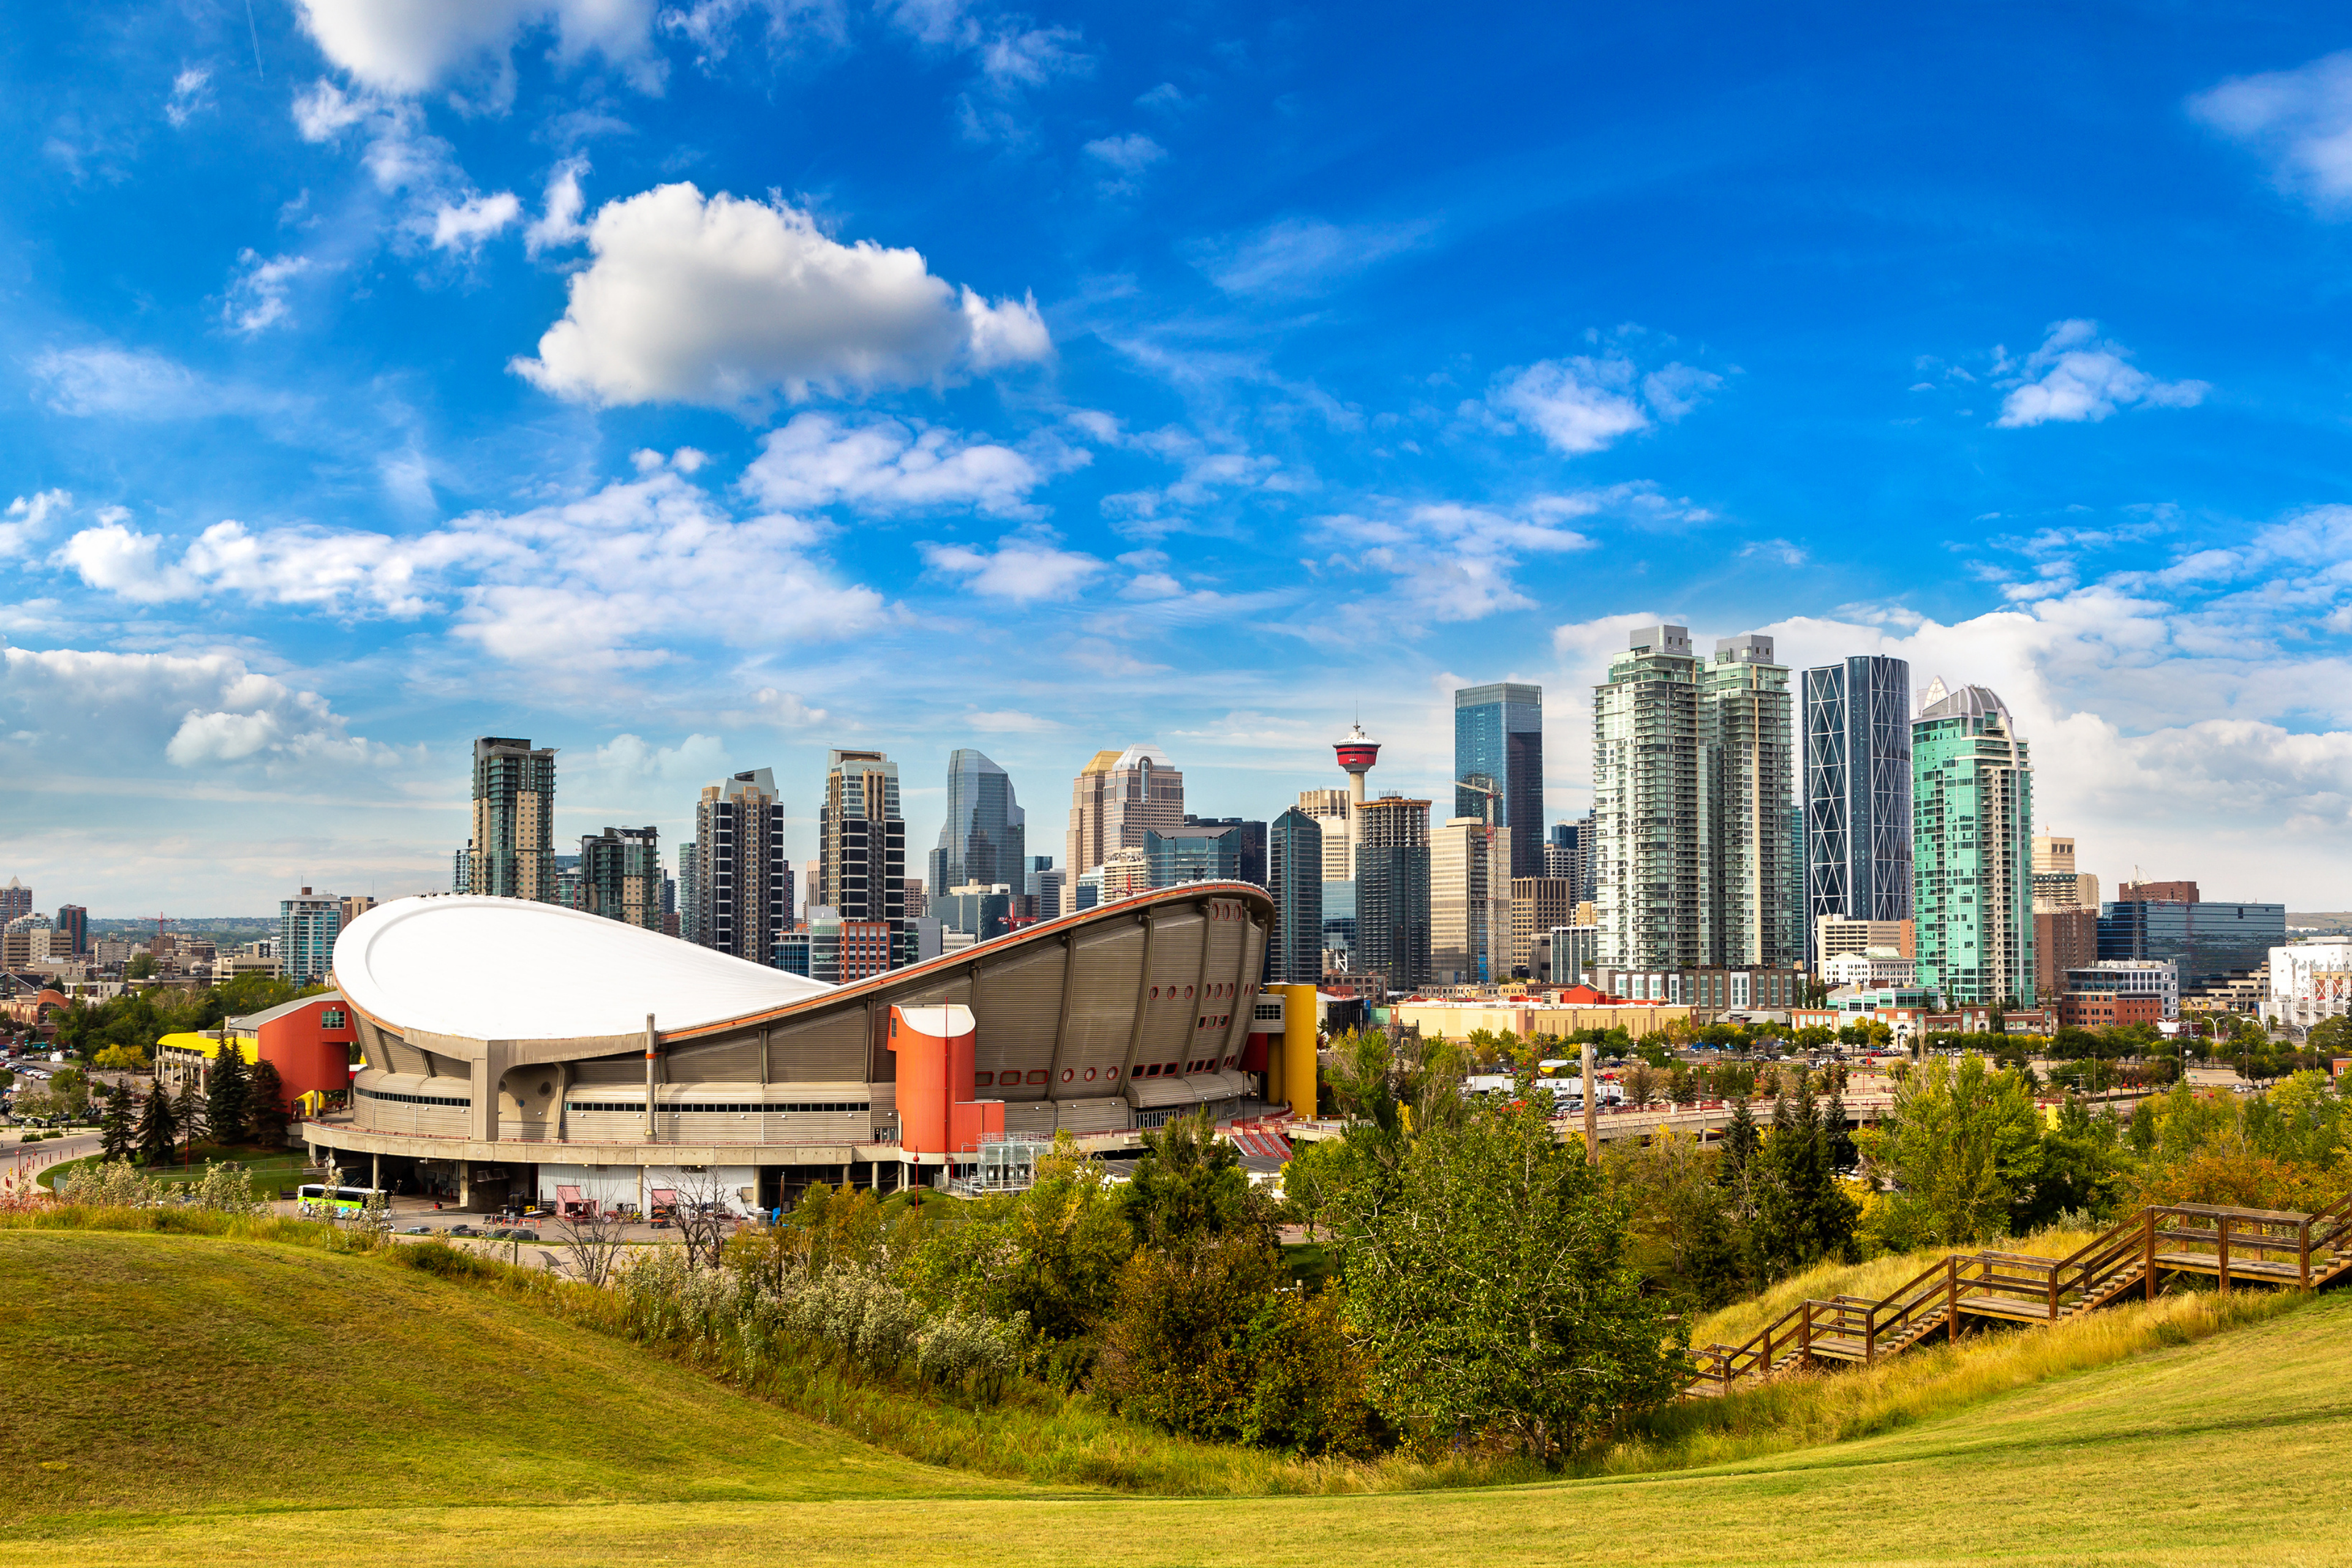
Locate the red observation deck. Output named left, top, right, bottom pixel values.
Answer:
left=1334, top=722, right=1380, bottom=775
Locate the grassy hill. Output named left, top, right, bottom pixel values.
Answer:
left=4, top=1228, right=2350, bottom=1566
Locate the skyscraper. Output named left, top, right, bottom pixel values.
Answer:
left=1267, top=807, right=1325, bottom=984
left=929, top=749, right=1026, bottom=916
left=1454, top=683, right=1544, bottom=879
left=1912, top=679, right=2035, bottom=1008
left=1066, top=744, right=1183, bottom=877
left=1593, top=627, right=1702, bottom=970
left=1544, top=817, right=1593, bottom=904
left=678, top=840, right=700, bottom=944
left=54, top=903, right=88, bottom=957
left=1593, top=626, right=1796, bottom=972
left=819, top=750, right=907, bottom=954
left=463, top=737, right=557, bottom=900
left=690, top=769, right=792, bottom=964
left=279, top=888, right=341, bottom=986
left=1356, top=794, right=1431, bottom=992
left=0, top=880, right=30, bottom=922
left=1803, top=655, right=1913, bottom=964
left=1702, top=635, right=1798, bottom=969
left=1431, top=815, right=1507, bottom=984
left=580, top=826, right=662, bottom=930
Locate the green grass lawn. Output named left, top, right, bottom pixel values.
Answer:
left=4, top=1227, right=2349, bottom=1566
left=35, top=1145, right=309, bottom=1194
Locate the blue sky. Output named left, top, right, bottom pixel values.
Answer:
left=5, top=2, right=2351, bottom=914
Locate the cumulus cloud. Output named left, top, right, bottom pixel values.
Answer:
left=1, top=490, right=71, bottom=560
left=429, top=191, right=522, bottom=251
left=292, top=0, right=663, bottom=97
left=290, top=80, right=522, bottom=257
left=1083, top=132, right=1164, bottom=193
left=511, top=183, right=1052, bottom=407
left=51, top=464, right=884, bottom=681
left=524, top=157, right=590, bottom=255
left=920, top=535, right=1102, bottom=601
left=1490, top=348, right=1722, bottom=456
left=2190, top=50, right=2352, bottom=214
left=0, top=647, right=374, bottom=772
left=741, top=412, right=1049, bottom=514
left=1994, top=320, right=2209, bottom=428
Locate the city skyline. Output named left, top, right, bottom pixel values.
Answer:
left=6, top=8, right=2352, bottom=911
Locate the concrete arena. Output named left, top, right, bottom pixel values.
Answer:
left=300, top=884, right=1276, bottom=1214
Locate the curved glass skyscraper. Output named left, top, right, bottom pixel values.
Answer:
left=930, top=749, right=1027, bottom=924
left=1803, top=655, right=1913, bottom=960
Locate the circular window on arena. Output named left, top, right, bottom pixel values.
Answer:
left=1084, top=1067, right=1096, bottom=1082
left=1061, top=1069, right=1074, bottom=1083
left=1184, top=984, right=1194, bottom=999
left=1150, top=986, right=1160, bottom=1000
left=1107, top=1065, right=1119, bottom=1079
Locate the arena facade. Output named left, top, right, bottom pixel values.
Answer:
left=300, top=884, right=1279, bottom=1214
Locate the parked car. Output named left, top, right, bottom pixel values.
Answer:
left=447, top=1223, right=480, bottom=1237
left=401, top=1225, right=431, bottom=1235
left=486, top=1227, right=543, bottom=1243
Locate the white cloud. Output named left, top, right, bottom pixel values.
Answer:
left=1994, top=320, right=2209, bottom=428
left=725, top=687, right=829, bottom=728
left=1321, top=499, right=1604, bottom=622
left=1197, top=216, right=1433, bottom=299
left=224, top=251, right=317, bottom=335
left=1100, top=426, right=1289, bottom=522
left=741, top=412, right=1049, bottom=514
left=921, top=535, right=1102, bottom=601
left=29, top=347, right=216, bottom=418
left=511, top=182, right=1052, bottom=407
left=1, top=490, right=71, bottom=560
left=1084, top=132, right=1164, bottom=193
left=292, top=0, right=663, bottom=97
left=429, top=190, right=523, bottom=251
left=2190, top=51, right=2352, bottom=214
left=0, top=647, right=374, bottom=772
left=577, top=731, right=729, bottom=788
left=1491, top=357, right=1648, bottom=454
left=524, top=157, right=590, bottom=255
left=1487, top=339, right=1721, bottom=455
left=292, top=78, right=372, bottom=140
left=165, top=67, right=213, bottom=128
left=662, top=1, right=849, bottom=68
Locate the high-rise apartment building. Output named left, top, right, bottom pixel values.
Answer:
left=690, top=769, right=792, bottom=963
left=1066, top=744, right=1184, bottom=878
left=279, top=888, right=341, bottom=986
left=1267, top=808, right=1325, bottom=984
left=1431, top=816, right=1508, bottom=984
left=1702, top=635, right=1798, bottom=969
left=1912, top=679, right=2035, bottom=1008
left=338, top=895, right=377, bottom=929
left=463, top=737, right=557, bottom=901
left=0, top=879, right=29, bottom=923
left=1454, top=683, right=1544, bottom=879
left=1356, top=795, right=1431, bottom=992
left=54, top=904, right=88, bottom=957
left=2032, top=834, right=2100, bottom=910
left=929, top=750, right=1026, bottom=917
left=1025, top=857, right=1065, bottom=921
left=1593, top=627, right=1796, bottom=973
left=1803, top=655, right=1913, bottom=964
left=678, top=840, right=700, bottom=943
left=819, top=750, right=906, bottom=955
left=580, top=826, right=662, bottom=930
left=1297, top=789, right=1355, bottom=882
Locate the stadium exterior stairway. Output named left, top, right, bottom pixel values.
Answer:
left=1686, top=1192, right=2352, bottom=1397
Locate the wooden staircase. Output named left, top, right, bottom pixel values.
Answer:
left=1686, top=1193, right=2352, bottom=1397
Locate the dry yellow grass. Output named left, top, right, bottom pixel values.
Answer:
left=1690, top=1227, right=2106, bottom=1349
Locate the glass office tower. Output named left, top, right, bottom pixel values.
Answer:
left=1454, top=682, right=1544, bottom=880
left=1804, top=655, right=1913, bottom=962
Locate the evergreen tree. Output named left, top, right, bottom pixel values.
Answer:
left=172, top=1075, right=206, bottom=1159
left=135, top=1084, right=178, bottom=1167
left=99, top=1086, right=137, bottom=1163
left=1718, top=1096, right=1759, bottom=1185
left=246, top=1060, right=290, bottom=1147
left=1822, top=1085, right=1856, bottom=1174
left=1749, top=1069, right=1858, bottom=1281
left=206, top=1044, right=251, bottom=1149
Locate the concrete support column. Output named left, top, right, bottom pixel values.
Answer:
left=458, top=1159, right=471, bottom=1210
left=371, top=1152, right=381, bottom=1194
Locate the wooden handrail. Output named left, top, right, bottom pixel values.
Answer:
left=1684, top=1196, right=2351, bottom=1399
